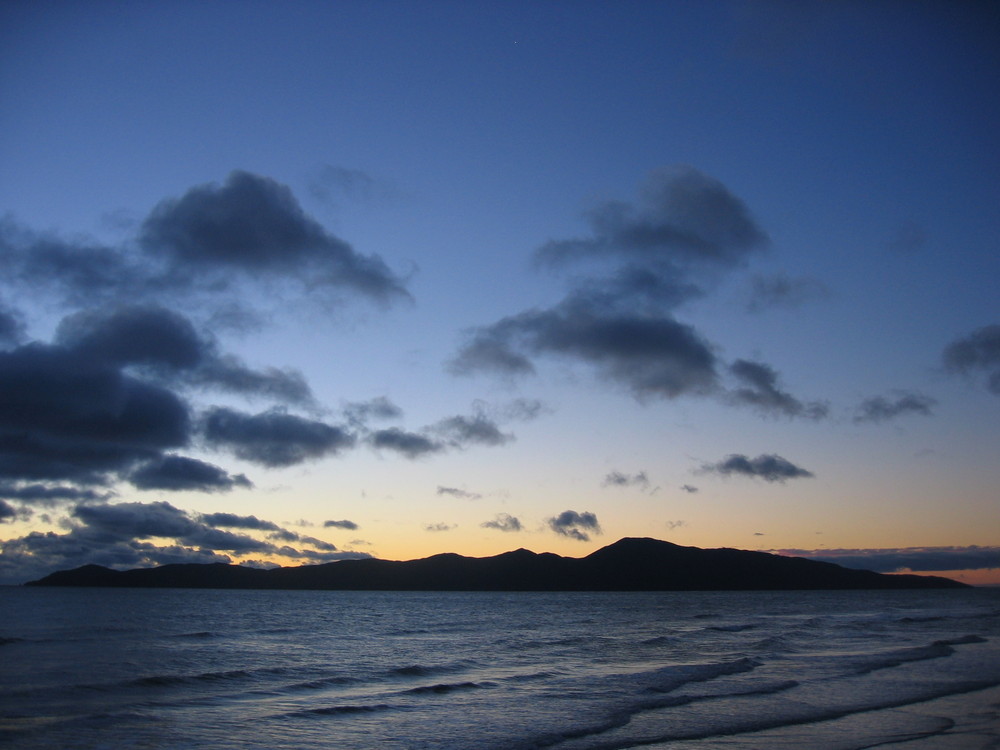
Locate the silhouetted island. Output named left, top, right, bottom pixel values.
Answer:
left=26, top=538, right=966, bottom=590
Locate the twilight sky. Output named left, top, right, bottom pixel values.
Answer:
left=1, top=0, right=998, bottom=585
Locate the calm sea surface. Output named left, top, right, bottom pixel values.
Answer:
left=1, top=587, right=998, bottom=749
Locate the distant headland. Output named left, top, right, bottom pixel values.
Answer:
left=26, top=537, right=966, bottom=591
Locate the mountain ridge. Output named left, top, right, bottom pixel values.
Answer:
left=25, top=537, right=967, bottom=590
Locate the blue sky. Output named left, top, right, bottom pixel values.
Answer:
left=1, top=0, right=998, bottom=584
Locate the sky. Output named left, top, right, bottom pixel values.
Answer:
left=1, top=0, right=998, bottom=585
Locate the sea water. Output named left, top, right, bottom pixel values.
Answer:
left=1, top=587, right=998, bottom=749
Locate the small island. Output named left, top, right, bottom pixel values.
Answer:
left=26, top=538, right=965, bottom=591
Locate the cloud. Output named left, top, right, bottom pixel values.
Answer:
left=200, top=512, right=280, bottom=531
left=368, top=428, right=444, bottom=459
left=1, top=172, right=410, bottom=311
left=853, top=391, right=937, bottom=424
left=0, top=500, right=368, bottom=583
left=324, top=519, right=359, bottom=530
left=0, top=218, right=143, bottom=305
left=727, top=359, right=828, bottom=419
left=680, top=484, right=699, bottom=493
left=0, top=341, right=190, bottom=484
left=943, top=325, right=1000, bottom=395
left=451, top=301, right=720, bottom=400
left=431, top=413, right=512, bottom=448
left=481, top=513, right=522, bottom=532
left=437, top=486, right=482, bottom=500
left=140, top=171, right=409, bottom=303
left=602, top=470, right=650, bottom=490
left=0, top=499, right=30, bottom=523
left=665, top=520, right=686, bottom=530
left=0, top=483, right=113, bottom=505
left=366, top=407, right=514, bottom=459
left=56, top=304, right=315, bottom=405
left=547, top=510, right=602, bottom=542
left=450, top=167, right=773, bottom=404
left=702, top=453, right=814, bottom=482
left=777, top=546, right=1000, bottom=573
left=0, top=301, right=25, bottom=346
left=203, top=407, right=355, bottom=467
left=343, top=396, right=403, bottom=427
left=535, top=166, right=767, bottom=269
left=308, top=165, right=399, bottom=206
left=745, top=273, right=829, bottom=313
left=129, top=455, right=252, bottom=492
left=425, top=522, right=455, bottom=532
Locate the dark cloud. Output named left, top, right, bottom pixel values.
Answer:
left=324, top=519, right=359, bottom=530
left=56, top=304, right=314, bottom=405
left=0, top=499, right=20, bottom=522
left=535, top=166, right=767, bottom=269
left=547, top=510, right=602, bottom=542
left=680, top=485, right=699, bottom=493
left=1, top=172, right=410, bottom=308
left=728, top=359, right=828, bottom=419
left=602, top=471, right=650, bottom=490
left=0, top=218, right=143, bottom=305
left=778, top=546, right=1000, bottom=573
left=73, top=501, right=274, bottom=553
left=437, top=486, right=482, bottom=500
left=853, top=391, right=937, bottom=424
left=481, top=513, right=522, bottom=532
left=203, top=407, right=355, bottom=467
left=450, top=168, right=777, bottom=405
left=368, top=428, right=443, bottom=459
left=943, top=325, right=1000, bottom=395
left=0, top=483, right=112, bottom=505
left=201, top=512, right=279, bottom=531
left=0, top=342, right=190, bottom=484
left=745, top=273, right=829, bottom=313
left=452, top=301, right=720, bottom=400
left=129, top=455, right=252, bottom=493
left=702, top=453, right=815, bottom=482
left=140, top=171, right=408, bottom=303
left=366, top=407, right=513, bottom=459
left=192, top=356, right=313, bottom=405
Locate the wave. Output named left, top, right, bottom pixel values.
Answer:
left=849, top=635, right=986, bottom=675
left=704, top=623, right=757, bottom=633
left=280, top=674, right=361, bottom=692
left=286, top=702, right=392, bottom=719
left=405, top=680, right=487, bottom=695
left=128, top=669, right=255, bottom=688
left=389, top=660, right=472, bottom=678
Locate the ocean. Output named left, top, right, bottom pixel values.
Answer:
left=1, top=586, right=998, bottom=749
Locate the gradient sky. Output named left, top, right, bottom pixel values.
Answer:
left=1, top=0, right=998, bottom=585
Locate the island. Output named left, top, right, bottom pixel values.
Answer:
left=26, top=537, right=966, bottom=590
